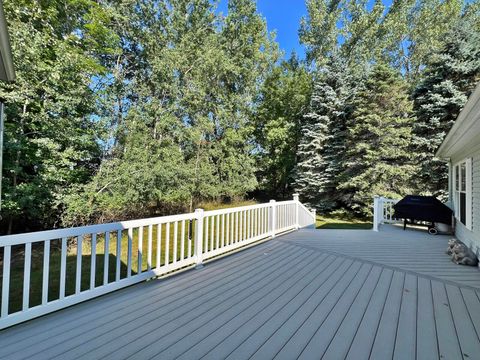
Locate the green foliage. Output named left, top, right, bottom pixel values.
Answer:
left=291, top=0, right=480, bottom=217
left=255, top=54, right=312, bottom=199
left=2, top=0, right=480, bottom=231
left=61, top=0, right=279, bottom=225
left=338, top=64, right=417, bottom=215
left=0, top=0, right=118, bottom=232
left=412, top=14, right=480, bottom=196
left=294, top=57, right=354, bottom=211
left=62, top=121, right=191, bottom=225
left=301, top=0, right=464, bottom=79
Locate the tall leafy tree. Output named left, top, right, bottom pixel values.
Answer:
left=301, top=0, right=464, bottom=80
left=412, top=14, right=480, bottom=197
left=0, top=0, right=118, bottom=233
left=338, top=64, right=416, bottom=215
left=255, top=54, right=312, bottom=199
left=63, top=0, right=279, bottom=224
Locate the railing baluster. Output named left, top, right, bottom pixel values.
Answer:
left=260, top=207, right=263, bottom=235
left=221, top=214, right=225, bottom=248
left=235, top=212, right=239, bottom=243
left=23, top=242, right=32, bottom=310
left=231, top=212, right=235, bottom=244
left=216, top=215, right=220, bottom=250
left=210, top=216, right=214, bottom=250
left=127, top=228, right=133, bottom=277
left=204, top=217, right=209, bottom=252
left=103, top=232, right=110, bottom=286
left=239, top=211, right=243, bottom=242
left=227, top=213, right=231, bottom=245
left=181, top=220, right=185, bottom=261
left=116, top=230, right=122, bottom=281
left=242, top=210, right=246, bottom=240
left=59, top=238, right=67, bottom=299
left=165, top=223, right=170, bottom=266
left=42, top=240, right=50, bottom=305
left=138, top=226, right=143, bottom=274
left=173, top=221, right=178, bottom=264
left=247, top=210, right=250, bottom=239
left=187, top=221, right=192, bottom=259
left=90, top=234, right=96, bottom=290
left=157, top=224, right=162, bottom=269
left=147, top=225, right=153, bottom=270
left=75, top=235, right=83, bottom=294
left=1, top=245, right=11, bottom=317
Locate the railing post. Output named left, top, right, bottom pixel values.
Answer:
left=373, top=196, right=380, bottom=231
left=293, top=194, right=300, bottom=229
left=194, top=208, right=204, bottom=268
left=312, top=208, right=316, bottom=228
left=270, top=200, right=276, bottom=238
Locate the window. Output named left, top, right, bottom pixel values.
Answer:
left=453, top=159, right=472, bottom=230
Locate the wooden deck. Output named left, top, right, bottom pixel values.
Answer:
left=1, top=225, right=480, bottom=359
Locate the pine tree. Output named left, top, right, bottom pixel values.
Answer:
left=294, top=59, right=352, bottom=210
left=412, top=15, right=480, bottom=197
left=338, top=64, right=416, bottom=216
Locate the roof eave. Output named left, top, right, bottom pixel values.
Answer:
left=436, top=82, right=480, bottom=159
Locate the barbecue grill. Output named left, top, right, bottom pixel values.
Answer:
left=393, top=195, right=453, bottom=235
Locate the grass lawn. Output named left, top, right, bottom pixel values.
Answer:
left=316, top=214, right=372, bottom=229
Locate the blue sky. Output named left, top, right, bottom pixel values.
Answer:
left=216, top=0, right=308, bottom=59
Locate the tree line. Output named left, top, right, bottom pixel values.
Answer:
left=0, top=0, right=479, bottom=234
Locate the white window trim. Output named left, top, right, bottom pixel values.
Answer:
left=453, top=158, right=472, bottom=230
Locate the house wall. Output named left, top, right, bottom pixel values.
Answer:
left=450, top=142, right=480, bottom=256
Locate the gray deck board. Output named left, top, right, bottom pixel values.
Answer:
left=416, top=277, right=439, bottom=360
left=280, top=225, right=480, bottom=289
left=369, top=271, right=405, bottom=360
left=1, top=226, right=480, bottom=360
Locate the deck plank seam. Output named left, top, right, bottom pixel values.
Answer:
left=225, top=259, right=358, bottom=360
left=444, top=282, right=470, bottom=359
left=325, top=266, right=385, bottom=358
left=283, top=241, right=480, bottom=291
left=430, top=279, right=441, bottom=360
left=154, top=252, right=336, bottom=359
left=191, top=255, right=341, bottom=359
left=344, top=268, right=393, bottom=360
left=123, top=248, right=325, bottom=360
left=268, top=260, right=365, bottom=359
left=214, top=257, right=351, bottom=360
left=366, top=269, right=396, bottom=360
left=0, top=240, right=286, bottom=345
left=76, top=247, right=315, bottom=360
left=459, top=287, right=480, bottom=343
left=305, top=264, right=378, bottom=359
left=0, top=242, right=294, bottom=356
left=392, top=272, right=407, bottom=360
left=11, top=245, right=309, bottom=360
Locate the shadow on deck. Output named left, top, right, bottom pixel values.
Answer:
left=1, top=225, right=480, bottom=360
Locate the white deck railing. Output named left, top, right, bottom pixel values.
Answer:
left=0, top=195, right=315, bottom=329
left=373, top=196, right=401, bottom=231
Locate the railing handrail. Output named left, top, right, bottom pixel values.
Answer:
left=0, top=197, right=315, bottom=330
left=0, top=212, right=197, bottom=246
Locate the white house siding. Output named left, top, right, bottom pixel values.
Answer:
left=450, top=144, right=480, bottom=255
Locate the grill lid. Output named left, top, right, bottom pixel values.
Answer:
left=393, top=195, right=453, bottom=224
